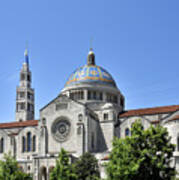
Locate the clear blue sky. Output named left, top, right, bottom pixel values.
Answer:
left=0, top=0, right=179, bottom=122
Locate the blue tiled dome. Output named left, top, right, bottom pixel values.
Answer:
left=65, top=65, right=116, bottom=88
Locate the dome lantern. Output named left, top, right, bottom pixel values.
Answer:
left=87, top=48, right=95, bottom=65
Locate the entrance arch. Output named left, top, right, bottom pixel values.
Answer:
left=39, top=166, right=47, bottom=180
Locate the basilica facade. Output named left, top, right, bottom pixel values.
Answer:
left=0, top=48, right=179, bottom=179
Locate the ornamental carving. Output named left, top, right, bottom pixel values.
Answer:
left=51, top=117, right=71, bottom=142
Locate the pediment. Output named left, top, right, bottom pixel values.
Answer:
left=40, top=94, right=84, bottom=112
left=55, top=95, right=71, bottom=104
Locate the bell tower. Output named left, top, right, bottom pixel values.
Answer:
left=15, top=48, right=35, bottom=122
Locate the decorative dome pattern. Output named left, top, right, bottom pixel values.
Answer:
left=65, top=65, right=116, bottom=88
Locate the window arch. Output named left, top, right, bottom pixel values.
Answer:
left=32, top=135, right=36, bottom=152
left=27, top=132, right=31, bottom=152
left=0, top=138, right=4, bottom=153
left=22, top=136, right=26, bottom=152
left=125, top=128, right=130, bottom=137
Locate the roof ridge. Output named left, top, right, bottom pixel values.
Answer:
left=0, top=119, right=38, bottom=124
left=119, top=105, right=179, bottom=118
left=0, top=120, right=38, bottom=129
left=124, top=104, right=179, bottom=112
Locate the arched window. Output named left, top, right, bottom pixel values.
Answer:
left=77, top=126, right=82, bottom=135
left=42, top=118, right=46, bottom=125
left=103, top=113, right=108, bottom=121
left=32, top=135, right=36, bottom=152
left=27, top=132, right=31, bottom=152
left=177, top=137, right=179, bottom=151
left=91, top=132, right=95, bottom=149
left=0, top=138, right=4, bottom=153
left=99, top=92, right=103, bottom=100
left=20, top=73, right=25, bottom=81
left=22, top=136, right=26, bottom=152
left=125, top=128, right=130, bottom=137
left=120, top=97, right=124, bottom=107
left=78, top=114, right=83, bottom=122
left=88, top=91, right=91, bottom=100
left=93, top=92, right=97, bottom=99
left=28, top=165, right=31, bottom=171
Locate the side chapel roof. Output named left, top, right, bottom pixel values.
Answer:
left=119, top=105, right=179, bottom=118
left=0, top=120, right=38, bottom=129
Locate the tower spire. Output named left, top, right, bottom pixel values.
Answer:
left=24, top=45, right=29, bottom=65
left=15, top=48, right=35, bottom=122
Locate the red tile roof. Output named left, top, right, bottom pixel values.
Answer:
left=119, top=105, right=179, bottom=118
left=0, top=120, right=38, bottom=129
left=151, top=120, right=160, bottom=124
left=170, top=115, right=179, bottom=121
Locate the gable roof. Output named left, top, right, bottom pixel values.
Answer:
left=40, top=94, right=84, bottom=111
left=0, top=120, right=38, bottom=129
left=119, top=105, right=179, bottom=118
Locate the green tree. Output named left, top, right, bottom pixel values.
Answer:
left=50, top=148, right=77, bottom=180
left=75, top=152, right=100, bottom=180
left=0, top=153, right=32, bottom=180
left=107, top=120, right=176, bottom=180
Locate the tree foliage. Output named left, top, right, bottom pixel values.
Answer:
left=107, top=120, right=176, bottom=180
left=50, top=148, right=77, bottom=180
left=0, top=153, right=32, bottom=180
left=74, top=152, right=100, bottom=180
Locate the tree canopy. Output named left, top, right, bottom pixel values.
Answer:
left=0, top=153, right=32, bottom=180
left=107, top=120, right=176, bottom=180
left=50, top=148, right=77, bottom=180
left=74, top=152, right=100, bottom=180
left=50, top=150, right=100, bottom=180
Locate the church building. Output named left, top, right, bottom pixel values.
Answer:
left=0, top=48, right=179, bottom=179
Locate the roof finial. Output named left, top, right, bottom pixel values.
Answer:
left=90, top=37, right=93, bottom=51
left=87, top=38, right=95, bottom=65
left=24, top=42, right=29, bottom=65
